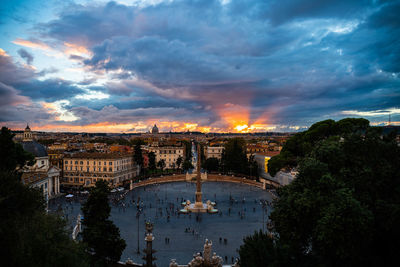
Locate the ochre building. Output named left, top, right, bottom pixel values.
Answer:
left=63, top=152, right=138, bottom=187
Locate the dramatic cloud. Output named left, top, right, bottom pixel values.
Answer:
left=17, top=48, right=34, bottom=65
left=1, top=0, right=399, bottom=132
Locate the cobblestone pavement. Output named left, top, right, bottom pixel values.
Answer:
left=50, top=181, right=273, bottom=266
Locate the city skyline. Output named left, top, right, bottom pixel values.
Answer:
left=1, top=0, right=399, bottom=133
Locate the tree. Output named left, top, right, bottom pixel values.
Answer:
left=203, top=157, right=219, bottom=172
left=133, top=142, right=144, bottom=173
left=81, top=180, right=126, bottom=266
left=148, top=152, right=156, bottom=170
left=182, top=140, right=192, bottom=160
left=222, top=137, right=248, bottom=174
left=247, top=154, right=259, bottom=179
left=182, top=160, right=194, bottom=172
left=157, top=159, right=166, bottom=172
left=239, top=119, right=400, bottom=266
left=0, top=171, right=89, bottom=267
left=238, top=230, right=293, bottom=267
left=176, top=156, right=183, bottom=170
left=0, top=126, right=34, bottom=172
left=267, top=118, right=369, bottom=176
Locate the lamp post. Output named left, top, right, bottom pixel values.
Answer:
left=136, top=204, right=142, bottom=254
left=260, top=200, right=267, bottom=233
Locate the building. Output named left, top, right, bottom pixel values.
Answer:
left=63, top=152, right=138, bottom=187
left=151, top=124, right=159, bottom=134
left=48, top=142, right=68, bottom=150
left=254, top=151, right=295, bottom=186
left=20, top=125, right=61, bottom=199
left=204, top=146, right=224, bottom=160
left=147, top=146, right=185, bottom=169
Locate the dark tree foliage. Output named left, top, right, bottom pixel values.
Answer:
left=0, top=171, right=89, bottom=267
left=240, top=118, right=400, bottom=267
left=0, top=126, right=34, bottom=172
left=157, top=159, right=166, bottom=171
left=81, top=180, right=126, bottom=266
left=203, top=157, right=220, bottom=172
left=248, top=154, right=259, bottom=179
left=133, top=142, right=144, bottom=169
left=176, top=156, right=183, bottom=170
left=148, top=152, right=156, bottom=170
left=182, top=160, right=194, bottom=172
left=238, top=230, right=294, bottom=267
left=222, top=137, right=248, bottom=174
left=181, top=140, right=192, bottom=160
left=268, top=118, right=369, bottom=176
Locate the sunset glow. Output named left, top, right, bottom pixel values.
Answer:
left=0, top=0, right=398, bottom=133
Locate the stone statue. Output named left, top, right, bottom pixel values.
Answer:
left=203, top=239, right=212, bottom=265
left=188, top=253, right=204, bottom=267
left=210, top=252, right=223, bottom=267
left=169, top=259, right=178, bottom=267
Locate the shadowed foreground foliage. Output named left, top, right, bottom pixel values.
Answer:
left=239, top=119, right=400, bottom=267
left=82, top=180, right=126, bottom=266
left=0, top=171, right=89, bottom=267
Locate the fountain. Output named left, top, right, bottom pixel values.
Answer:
left=180, top=144, right=218, bottom=214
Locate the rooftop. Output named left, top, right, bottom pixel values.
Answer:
left=64, top=152, right=132, bottom=159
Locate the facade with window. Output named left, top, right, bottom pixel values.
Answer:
left=62, top=152, right=138, bottom=187
left=147, top=146, right=185, bottom=169
left=204, top=146, right=224, bottom=160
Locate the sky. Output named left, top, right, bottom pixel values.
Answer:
left=0, top=0, right=399, bottom=133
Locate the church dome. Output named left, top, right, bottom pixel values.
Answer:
left=21, top=141, right=48, bottom=157
left=152, top=124, right=159, bottom=134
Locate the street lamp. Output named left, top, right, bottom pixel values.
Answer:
left=260, top=200, right=267, bottom=233
left=136, top=204, right=142, bottom=254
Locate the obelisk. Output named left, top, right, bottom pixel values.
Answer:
left=194, top=144, right=203, bottom=208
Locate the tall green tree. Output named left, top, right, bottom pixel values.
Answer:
left=182, top=160, right=194, bottom=172
left=182, top=140, right=192, bottom=160
left=222, top=137, right=248, bottom=174
left=148, top=152, right=156, bottom=170
left=0, top=172, right=89, bottom=267
left=0, top=126, right=34, bottom=172
left=81, top=180, right=126, bottom=266
left=176, top=156, right=183, bottom=170
left=268, top=118, right=369, bottom=176
left=157, top=159, right=166, bottom=172
left=239, top=119, right=400, bottom=266
left=133, top=142, right=144, bottom=173
left=203, top=157, right=219, bottom=172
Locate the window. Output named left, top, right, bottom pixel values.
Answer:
left=87, top=161, right=89, bottom=165
left=94, top=161, right=96, bottom=165
left=65, top=161, right=68, bottom=164
left=75, top=166, right=77, bottom=171
left=80, top=179, right=83, bottom=182
left=80, top=167, right=83, bottom=171
left=87, top=167, right=89, bottom=172
left=45, top=183, right=47, bottom=189
left=99, top=161, right=101, bottom=165
left=109, top=167, right=112, bottom=172
left=75, top=161, right=78, bottom=164
left=103, top=167, right=107, bottom=171
left=104, top=161, right=106, bottom=165
left=98, top=167, right=101, bottom=171
left=109, top=161, right=112, bottom=165
left=80, top=161, right=83, bottom=165
left=69, top=178, right=73, bottom=182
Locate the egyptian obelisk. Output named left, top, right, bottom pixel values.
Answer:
left=194, top=143, right=203, bottom=208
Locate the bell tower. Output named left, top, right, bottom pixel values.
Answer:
left=23, top=124, right=33, bottom=141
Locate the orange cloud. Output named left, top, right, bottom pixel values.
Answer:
left=12, top=38, right=51, bottom=50
left=0, top=48, right=9, bottom=56
left=64, top=42, right=90, bottom=56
